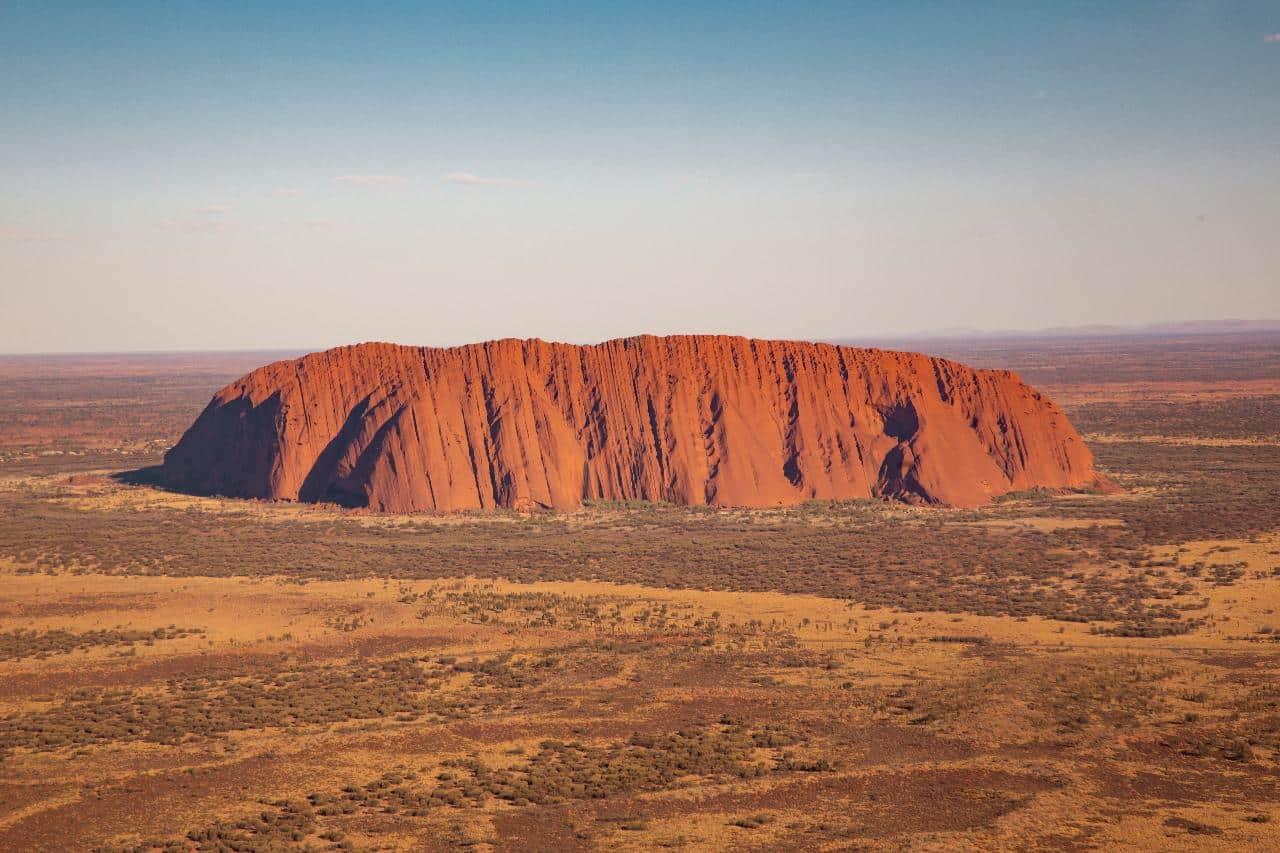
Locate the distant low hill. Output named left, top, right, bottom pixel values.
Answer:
left=838, top=318, right=1280, bottom=347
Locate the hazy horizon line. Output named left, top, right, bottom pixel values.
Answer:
left=3, top=316, right=1278, bottom=358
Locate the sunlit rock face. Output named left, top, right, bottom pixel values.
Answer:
left=163, top=335, right=1101, bottom=512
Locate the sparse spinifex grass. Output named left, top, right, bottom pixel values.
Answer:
left=3, top=336, right=1280, bottom=851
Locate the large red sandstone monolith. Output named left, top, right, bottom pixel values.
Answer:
left=161, top=335, right=1102, bottom=512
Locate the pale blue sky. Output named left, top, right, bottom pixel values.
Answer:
left=2, top=1, right=1278, bottom=353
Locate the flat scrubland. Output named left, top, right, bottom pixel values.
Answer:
left=2, top=335, right=1280, bottom=851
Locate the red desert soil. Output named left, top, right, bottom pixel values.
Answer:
left=161, top=335, right=1101, bottom=512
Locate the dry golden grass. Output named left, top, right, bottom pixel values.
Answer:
left=2, top=514, right=1280, bottom=850
left=4, top=338, right=1280, bottom=850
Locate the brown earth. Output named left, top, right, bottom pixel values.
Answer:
left=160, top=335, right=1099, bottom=513
left=3, top=334, right=1280, bottom=850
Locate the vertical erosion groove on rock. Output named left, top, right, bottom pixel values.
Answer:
left=161, top=335, right=1102, bottom=512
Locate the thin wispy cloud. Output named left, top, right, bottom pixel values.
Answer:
left=1265, top=33, right=1280, bottom=43
left=442, top=171, right=506, bottom=186
left=334, top=174, right=407, bottom=186
left=157, top=207, right=235, bottom=234
left=157, top=218, right=234, bottom=235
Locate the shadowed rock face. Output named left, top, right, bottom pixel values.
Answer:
left=161, top=336, right=1101, bottom=512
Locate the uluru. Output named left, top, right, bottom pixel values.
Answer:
left=160, top=335, right=1102, bottom=513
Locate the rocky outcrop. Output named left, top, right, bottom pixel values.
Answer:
left=161, top=336, right=1102, bottom=512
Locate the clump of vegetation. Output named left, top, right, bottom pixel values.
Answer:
left=0, top=486, right=1220, bottom=628
left=416, top=587, right=715, bottom=640
left=0, top=626, right=203, bottom=660
left=1090, top=619, right=1202, bottom=638
left=728, top=813, right=775, bottom=829
left=426, top=722, right=793, bottom=806
left=114, top=722, right=823, bottom=850
left=318, top=721, right=812, bottom=815
left=96, top=799, right=322, bottom=853
left=0, top=657, right=444, bottom=755
left=886, top=654, right=1170, bottom=735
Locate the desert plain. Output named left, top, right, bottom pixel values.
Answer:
left=2, top=332, right=1280, bottom=851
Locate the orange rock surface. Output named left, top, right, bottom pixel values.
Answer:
left=161, top=336, right=1102, bottom=512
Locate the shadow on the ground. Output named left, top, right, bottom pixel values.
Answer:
left=111, top=466, right=166, bottom=487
